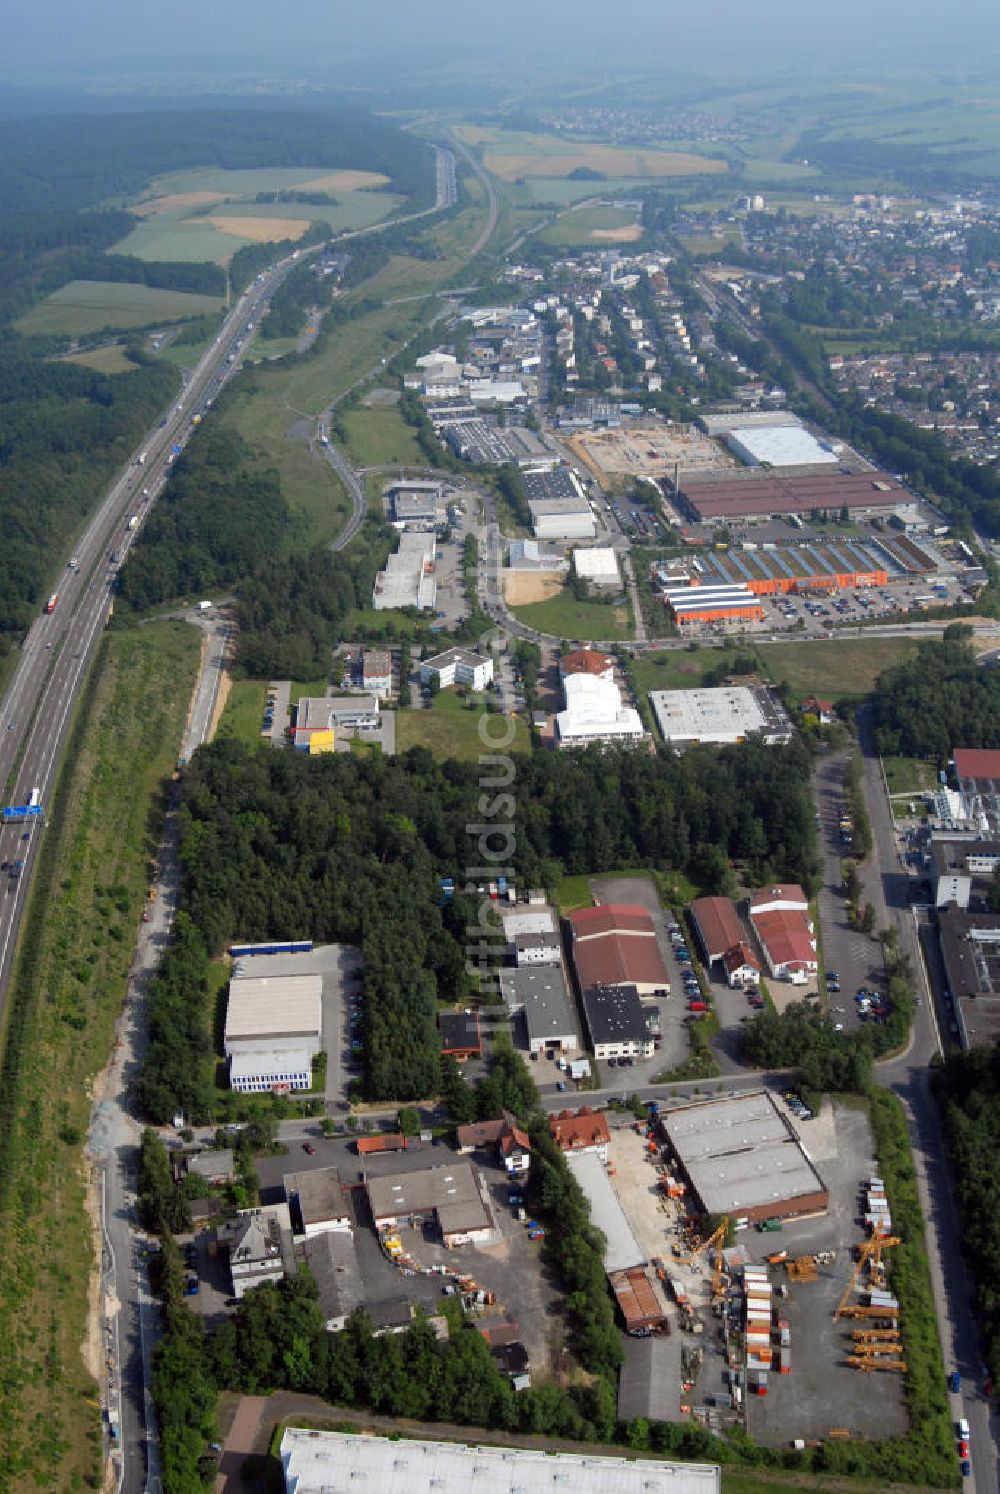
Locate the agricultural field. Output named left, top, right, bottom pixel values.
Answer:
left=453, top=123, right=728, bottom=182
left=113, top=164, right=401, bottom=264
left=396, top=690, right=529, bottom=761
left=0, top=620, right=199, bottom=1490
left=539, top=202, right=642, bottom=246
left=510, top=585, right=633, bottom=642
left=16, top=279, right=224, bottom=337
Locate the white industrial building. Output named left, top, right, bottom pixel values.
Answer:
left=224, top=971, right=322, bottom=1092
left=573, top=547, right=620, bottom=587
left=506, top=537, right=568, bottom=571
left=726, top=424, right=838, bottom=468
left=529, top=496, right=596, bottom=541
left=372, top=531, right=437, bottom=611
left=419, top=647, right=494, bottom=692
left=280, top=1428, right=721, bottom=1494
left=556, top=673, right=644, bottom=749
left=650, top=686, right=793, bottom=747
left=292, top=694, right=380, bottom=749
left=386, top=480, right=443, bottom=528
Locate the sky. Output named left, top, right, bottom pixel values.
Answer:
left=3, top=0, right=997, bottom=88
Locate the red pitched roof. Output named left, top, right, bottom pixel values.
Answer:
left=954, top=748, right=1000, bottom=782
left=570, top=903, right=656, bottom=938
left=549, top=1109, right=610, bottom=1152
left=749, top=884, right=808, bottom=912
left=752, top=909, right=815, bottom=970
left=356, top=1133, right=407, bottom=1154
left=723, top=940, right=760, bottom=975
left=573, top=936, right=669, bottom=990
left=559, top=648, right=614, bottom=677
left=690, top=897, right=744, bottom=960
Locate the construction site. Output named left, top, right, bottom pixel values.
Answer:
left=616, top=1096, right=908, bottom=1447
left=566, top=423, right=736, bottom=484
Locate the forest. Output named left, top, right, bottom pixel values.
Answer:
left=872, top=633, right=1000, bottom=760
left=137, top=735, right=819, bottom=1119
left=934, top=1046, right=1000, bottom=1383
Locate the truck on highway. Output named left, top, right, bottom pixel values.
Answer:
left=45, top=593, right=58, bottom=614
left=135, top=452, right=147, bottom=466
left=127, top=516, right=139, bottom=531
left=27, top=788, right=40, bottom=809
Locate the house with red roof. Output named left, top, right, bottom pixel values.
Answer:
left=549, top=1107, right=610, bottom=1162
left=558, top=648, right=614, bottom=682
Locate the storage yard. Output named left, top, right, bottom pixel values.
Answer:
left=612, top=1095, right=907, bottom=1443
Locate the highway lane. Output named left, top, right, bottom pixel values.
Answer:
left=0, top=259, right=296, bottom=1013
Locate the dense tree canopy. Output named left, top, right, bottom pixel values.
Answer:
left=873, top=636, right=1000, bottom=760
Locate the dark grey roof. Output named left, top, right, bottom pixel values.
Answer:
left=581, top=983, right=651, bottom=1046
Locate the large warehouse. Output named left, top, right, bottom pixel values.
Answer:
left=661, top=583, right=765, bottom=628
left=663, top=1092, right=828, bottom=1224
left=678, top=470, right=908, bottom=524
left=650, top=686, right=793, bottom=747
left=725, top=424, right=838, bottom=468
left=224, top=970, right=322, bottom=1093
left=569, top=903, right=670, bottom=994
left=529, top=495, right=596, bottom=541
left=281, top=1428, right=722, bottom=1494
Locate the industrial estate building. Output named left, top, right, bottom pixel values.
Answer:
left=930, top=836, right=1000, bottom=910
left=556, top=672, right=644, bottom=748
left=365, top=1159, right=497, bottom=1249
left=660, top=582, right=765, bottom=629
left=529, top=494, right=596, bottom=541
left=663, top=1093, right=829, bottom=1224
left=223, top=967, right=322, bottom=1093
left=676, top=470, right=908, bottom=524
left=580, top=982, right=658, bottom=1060
left=569, top=904, right=670, bottom=994
left=650, top=686, right=793, bottom=748
left=573, top=547, right=621, bottom=587
left=689, top=897, right=761, bottom=987
left=292, top=695, right=380, bottom=750
left=280, top=1428, right=722, bottom=1494
left=385, top=480, right=443, bottom=528
left=724, top=424, right=838, bottom=468
left=954, top=748, right=1000, bottom=835
left=372, top=531, right=437, bottom=611
left=937, top=907, right=1000, bottom=1050
left=749, top=884, right=818, bottom=982
left=500, top=964, right=579, bottom=1055
left=283, top=1167, right=350, bottom=1238
left=419, top=647, right=494, bottom=692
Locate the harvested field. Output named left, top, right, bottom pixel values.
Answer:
left=502, top=570, right=565, bottom=605
left=204, top=214, right=311, bottom=243
left=591, top=223, right=643, bottom=241
left=134, top=190, right=226, bottom=216
left=487, top=148, right=726, bottom=180
left=295, top=170, right=390, bottom=192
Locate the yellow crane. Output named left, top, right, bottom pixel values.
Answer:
left=834, top=1236, right=900, bottom=1320
left=847, top=1356, right=908, bottom=1374
left=674, top=1217, right=730, bottom=1268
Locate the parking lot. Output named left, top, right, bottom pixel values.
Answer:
left=814, top=753, right=886, bottom=1033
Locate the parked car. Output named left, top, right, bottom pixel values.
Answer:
left=302, top=1142, right=316, bottom=1155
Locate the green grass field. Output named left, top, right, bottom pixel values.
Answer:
left=61, top=344, right=139, bottom=374
left=340, top=406, right=426, bottom=468
left=0, top=619, right=198, bottom=1489
left=396, top=690, right=529, bottom=761
left=755, top=636, right=923, bottom=698
left=16, top=279, right=224, bottom=337
left=511, top=586, right=632, bottom=642
left=215, top=679, right=269, bottom=750
left=631, top=646, right=730, bottom=698
left=882, top=754, right=939, bottom=796
left=539, top=203, right=641, bottom=246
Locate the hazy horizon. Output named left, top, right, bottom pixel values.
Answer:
left=3, top=0, right=998, bottom=94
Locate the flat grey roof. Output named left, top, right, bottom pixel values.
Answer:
left=500, top=964, right=577, bottom=1044
left=224, top=973, right=322, bottom=1042
left=664, top=1092, right=827, bottom=1216
left=566, top=1150, right=645, bottom=1274
left=283, top=1167, right=348, bottom=1228
left=281, top=1427, right=721, bottom=1494
left=366, top=1159, right=490, bottom=1236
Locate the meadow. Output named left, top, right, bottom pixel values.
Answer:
left=453, top=123, right=727, bottom=182
left=540, top=202, right=642, bottom=246
left=16, top=279, right=224, bottom=337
